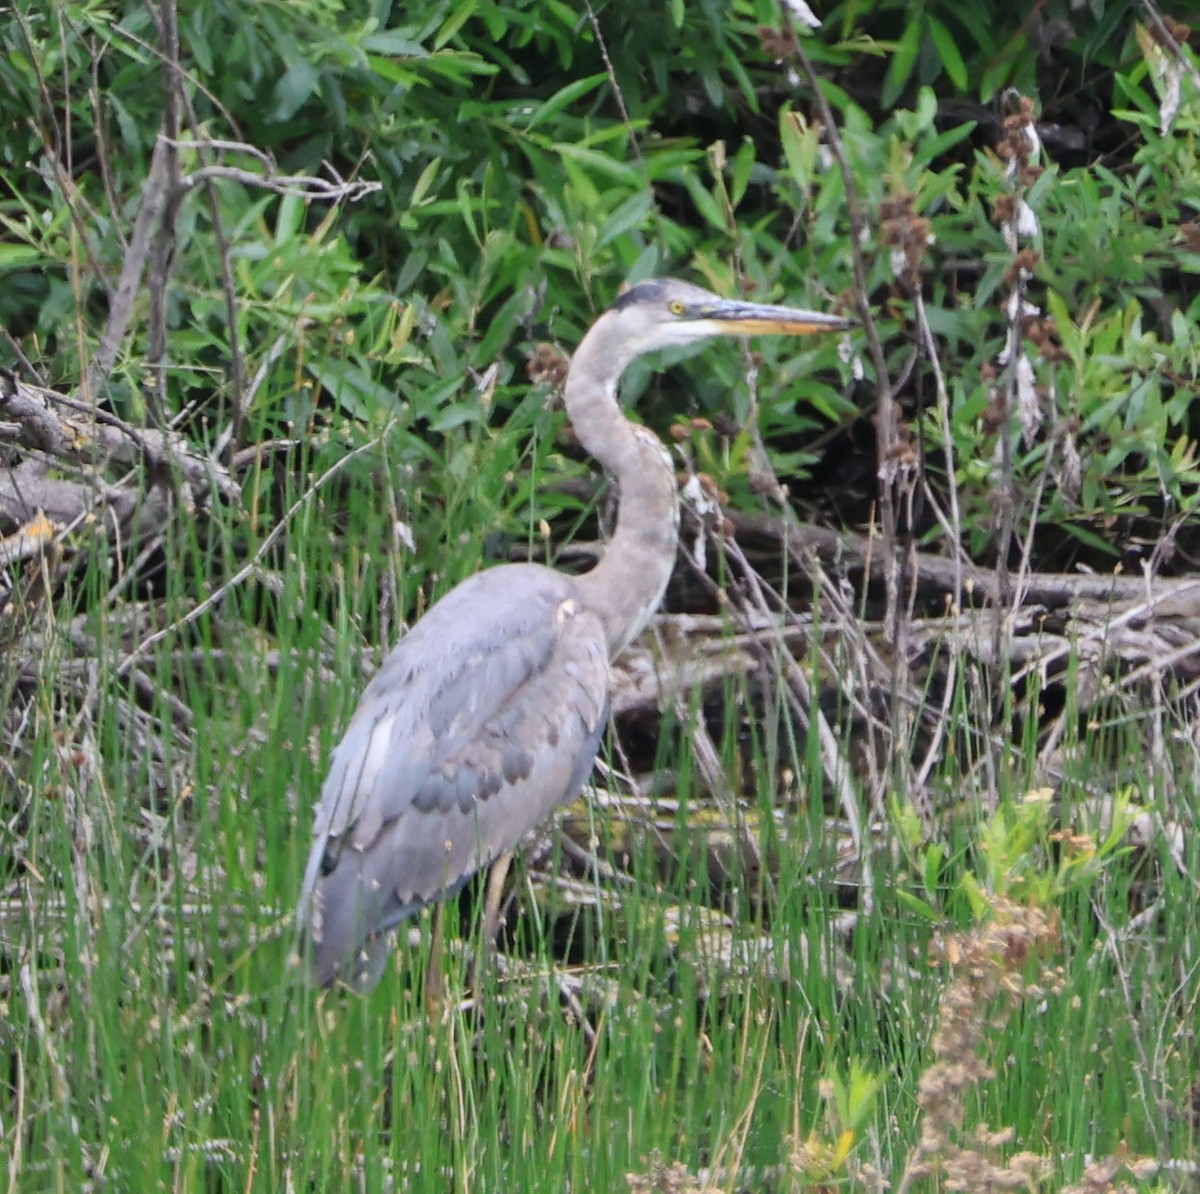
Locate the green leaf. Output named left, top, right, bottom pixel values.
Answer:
left=779, top=109, right=818, bottom=189
left=729, top=138, right=756, bottom=208
left=958, top=872, right=989, bottom=920
left=361, top=31, right=428, bottom=56
left=429, top=399, right=484, bottom=432
left=679, top=172, right=727, bottom=232
left=553, top=143, right=642, bottom=187
left=598, top=191, right=653, bottom=246
left=0, top=244, right=44, bottom=268
left=409, top=159, right=441, bottom=208
left=927, top=16, right=968, bottom=91
left=271, top=59, right=320, bottom=123
left=919, top=119, right=978, bottom=161
left=978, top=58, right=1013, bottom=103
left=455, top=178, right=482, bottom=247
left=273, top=194, right=305, bottom=247
left=923, top=842, right=946, bottom=904
left=525, top=74, right=607, bottom=131
left=434, top=0, right=479, bottom=49
left=881, top=17, right=921, bottom=109
left=894, top=889, right=941, bottom=923
left=366, top=57, right=421, bottom=86
left=557, top=153, right=601, bottom=209
left=627, top=242, right=663, bottom=282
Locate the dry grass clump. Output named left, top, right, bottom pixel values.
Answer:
left=1060, top=1150, right=1165, bottom=1194
left=896, top=895, right=1061, bottom=1192
left=625, top=1151, right=703, bottom=1194
left=894, top=892, right=1168, bottom=1194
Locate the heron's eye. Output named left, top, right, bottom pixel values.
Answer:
left=668, top=300, right=686, bottom=316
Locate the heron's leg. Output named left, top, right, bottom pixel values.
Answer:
left=467, top=848, right=514, bottom=999
left=480, top=848, right=514, bottom=950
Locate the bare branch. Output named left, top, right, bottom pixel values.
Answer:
left=165, top=139, right=382, bottom=202
left=144, top=0, right=187, bottom=427
left=83, top=137, right=177, bottom=401
left=0, top=375, right=240, bottom=509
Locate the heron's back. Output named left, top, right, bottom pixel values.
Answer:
left=298, top=562, right=610, bottom=989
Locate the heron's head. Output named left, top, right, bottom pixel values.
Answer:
left=599, top=277, right=855, bottom=363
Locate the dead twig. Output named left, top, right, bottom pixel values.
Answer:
left=164, top=138, right=381, bottom=203
left=84, top=137, right=176, bottom=403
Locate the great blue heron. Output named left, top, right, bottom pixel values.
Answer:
left=298, top=277, right=852, bottom=991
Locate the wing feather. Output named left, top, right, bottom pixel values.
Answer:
left=298, top=563, right=610, bottom=989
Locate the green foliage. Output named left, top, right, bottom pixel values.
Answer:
left=965, top=786, right=1139, bottom=910
left=843, top=0, right=1148, bottom=105
left=4, top=2, right=1197, bottom=557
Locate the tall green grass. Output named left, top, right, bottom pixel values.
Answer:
left=5, top=417, right=1198, bottom=1191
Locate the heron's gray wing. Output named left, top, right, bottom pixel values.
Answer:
left=298, top=564, right=609, bottom=989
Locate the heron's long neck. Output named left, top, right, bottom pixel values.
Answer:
left=566, top=330, right=679, bottom=659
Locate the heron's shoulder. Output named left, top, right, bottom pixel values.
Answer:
left=436, top=562, right=578, bottom=609
left=363, top=563, right=593, bottom=699
left=392, top=563, right=580, bottom=645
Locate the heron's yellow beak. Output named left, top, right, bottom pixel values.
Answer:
left=703, top=299, right=856, bottom=337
